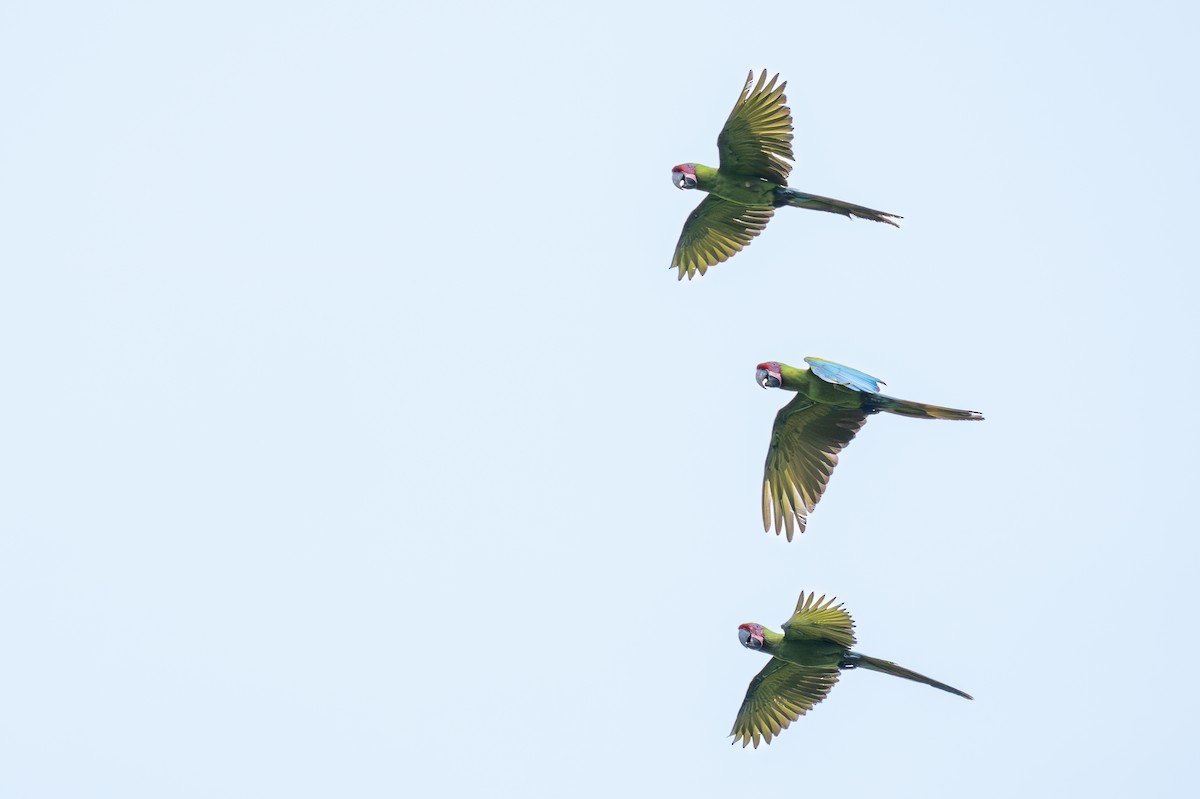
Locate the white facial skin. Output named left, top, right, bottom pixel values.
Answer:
left=756, top=365, right=782, bottom=389
left=738, top=625, right=764, bottom=649
left=671, top=165, right=697, bottom=189
left=672, top=167, right=700, bottom=187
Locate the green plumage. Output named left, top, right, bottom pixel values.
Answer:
left=670, top=71, right=901, bottom=279
left=732, top=592, right=972, bottom=748
left=759, top=359, right=983, bottom=540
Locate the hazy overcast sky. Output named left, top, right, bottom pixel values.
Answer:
left=2, top=2, right=1198, bottom=796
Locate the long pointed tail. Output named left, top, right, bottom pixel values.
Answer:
left=843, top=652, right=973, bottom=700
left=775, top=188, right=902, bottom=227
left=868, top=394, right=984, bottom=421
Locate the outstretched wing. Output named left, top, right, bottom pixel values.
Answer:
left=730, top=658, right=841, bottom=748
left=716, top=70, right=794, bottom=184
left=672, top=195, right=774, bottom=280
left=782, top=592, right=856, bottom=647
left=805, top=357, right=885, bottom=393
left=762, top=395, right=870, bottom=540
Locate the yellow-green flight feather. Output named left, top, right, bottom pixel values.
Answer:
left=716, top=70, right=794, bottom=185
left=732, top=592, right=971, bottom=748
left=756, top=359, right=983, bottom=540
left=670, top=71, right=900, bottom=279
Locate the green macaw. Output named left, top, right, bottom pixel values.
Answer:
left=670, top=70, right=901, bottom=279
left=757, top=357, right=983, bottom=540
left=732, top=591, right=972, bottom=748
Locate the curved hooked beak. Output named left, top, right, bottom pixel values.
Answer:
left=738, top=626, right=764, bottom=650
left=756, top=366, right=782, bottom=389
left=672, top=169, right=697, bottom=190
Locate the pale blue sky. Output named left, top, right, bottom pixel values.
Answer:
left=2, top=2, right=1198, bottom=796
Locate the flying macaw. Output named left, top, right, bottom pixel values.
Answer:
left=670, top=70, right=900, bottom=279
left=757, top=357, right=983, bottom=540
left=732, top=591, right=972, bottom=748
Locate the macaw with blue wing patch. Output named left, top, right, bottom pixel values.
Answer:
left=670, top=70, right=901, bottom=279
left=756, top=357, right=983, bottom=539
left=732, top=591, right=972, bottom=748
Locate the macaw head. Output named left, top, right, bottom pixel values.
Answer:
left=671, top=163, right=698, bottom=190
left=756, top=362, right=783, bottom=389
left=738, top=623, right=765, bottom=650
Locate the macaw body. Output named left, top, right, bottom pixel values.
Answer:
left=766, top=360, right=869, bottom=409
left=732, top=592, right=972, bottom=748
left=670, top=71, right=901, bottom=279
left=686, top=164, right=777, bottom=206
left=757, top=357, right=983, bottom=539
left=687, top=162, right=895, bottom=219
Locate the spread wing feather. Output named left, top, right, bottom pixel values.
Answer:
left=672, top=196, right=774, bottom=280
left=762, top=397, right=870, bottom=540
left=782, top=592, right=857, bottom=647
left=716, top=70, right=794, bottom=185
left=730, top=658, right=841, bottom=748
